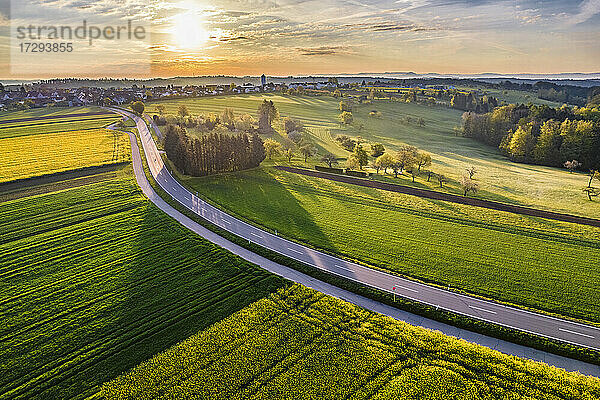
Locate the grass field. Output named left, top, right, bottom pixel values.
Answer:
left=0, top=167, right=285, bottom=399
left=0, top=129, right=130, bottom=183
left=148, top=94, right=599, bottom=218
left=101, top=284, right=600, bottom=400
left=184, top=167, right=600, bottom=324
left=0, top=106, right=102, bottom=122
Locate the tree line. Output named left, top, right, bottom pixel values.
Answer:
left=164, top=124, right=265, bottom=176
left=461, top=104, right=600, bottom=171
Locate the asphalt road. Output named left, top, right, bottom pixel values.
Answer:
left=113, top=108, right=600, bottom=356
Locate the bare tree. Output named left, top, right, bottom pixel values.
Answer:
left=459, top=175, right=479, bottom=196
left=466, top=165, right=477, bottom=179
left=321, top=153, right=338, bottom=167
left=299, top=144, right=316, bottom=163
left=583, top=187, right=600, bottom=201
left=564, top=160, right=582, bottom=173
left=437, top=173, right=447, bottom=188
left=409, top=168, right=419, bottom=183
left=285, top=148, right=294, bottom=162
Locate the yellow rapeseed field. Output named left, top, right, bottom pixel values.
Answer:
left=0, top=129, right=130, bottom=183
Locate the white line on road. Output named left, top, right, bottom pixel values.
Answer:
left=468, top=305, right=497, bottom=315
left=559, top=328, right=595, bottom=339
left=288, top=247, right=303, bottom=255
left=250, top=232, right=262, bottom=238
left=335, top=264, right=353, bottom=272
left=222, top=220, right=232, bottom=225
left=393, top=285, right=419, bottom=294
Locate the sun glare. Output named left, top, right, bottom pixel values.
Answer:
left=171, top=2, right=210, bottom=49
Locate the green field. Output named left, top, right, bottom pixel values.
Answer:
left=148, top=94, right=599, bottom=218
left=101, top=285, right=600, bottom=400
left=183, top=167, right=600, bottom=324
left=0, top=106, right=102, bottom=122
left=0, top=167, right=285, bottom=399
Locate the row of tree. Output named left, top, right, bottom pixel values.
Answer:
left=461, top=104, right=600, bottom=170
left=164, top=124, right=265, bottom=176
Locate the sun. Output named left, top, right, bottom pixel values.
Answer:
left=171, top=3, right=210, bottom=49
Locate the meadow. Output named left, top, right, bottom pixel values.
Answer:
left=0, top=106, right=102, bottom=122
left=101, top=284, right=600, bottom=400
left=0, top=128, right=130, bottom=183
left=148, top=94, right=600, bottom=218
left=0, top=167, right=285, bottom=399
left=186, top=167, right=600, bottom=324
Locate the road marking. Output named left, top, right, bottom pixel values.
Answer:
left=393, top=285, right=419, bottom=293
left=222, top=220, right=232, bottom=225
left=172, top=187, right=177, bottom=191
left=559, top=328, right=595, bottom=339
left=335, top=264, right=353, bottom=272
left=468, top=305, right=497, bottom=315
left=250, top=232, right=262, bottom=238
left=288, top=247, right=303, bottom=255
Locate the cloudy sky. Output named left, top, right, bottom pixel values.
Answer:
left=0, top=0, right=599, bottom=78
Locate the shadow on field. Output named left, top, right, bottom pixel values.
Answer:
left=0, top=175, right=285, bottom=400
left=188, top=168, right=336, bottom=252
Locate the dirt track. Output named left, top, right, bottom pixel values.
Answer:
left=276, top=166, right=600, bottom=228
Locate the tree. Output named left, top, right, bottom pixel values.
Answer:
left=221, top=108, right=235, bottom=129
left=588, top=170, right=600, bottom=188
left=335, top=135, right=356, bottom=151
left=229, top=83, right=236, bottom=92
left=390, top=161, right=402, bottom=178
left=333, top=89, right=342, bottom=98
left=353, top=144, right=369, bottom=170
left=339, top=100, right=352, bottom=112
left=375, top=153, right=395, bottom=174
left=507, top=124, right=536, bottom=162
left=583, top=187, right=600, bottom=201
left=257, top=100, right=278, bottom=133
left=466, top=166, right=477, bottom=179
left=285, top=148, right=294, bottom=162
left=564, top=160, right=582, bottom=173
left=345, top=155, right=360, bottom=170
left=177, top=104, right=190, bottom=118
left=459, top=175, right=479, bottom=196
left=263, top=139, right=281, bottom=160
left=415, top=152, right=432, bottom=171
left=321, top=153, right=338, bottom=167
left=370, top=143, right=385, bottom=158
left=339, top=111, right=353, bottom=125
left=437, top=174, right=447, bottom=188
left=299, top=144, right=316, bottom=162
left=131, top=101, right=145, bottom=115
left=409, top=168, right=419, bottom=182
left=395, top=145, right=418, bottom=174
left=284, top=117, right=303, bottom=134
left=156, top=104, right=166, bottom=115
left=534, top=119, right=562, bottom=166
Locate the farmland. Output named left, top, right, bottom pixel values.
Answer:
left=185, top=166, right=600, bottom=324
left=0, top=107, right=119, bottom=139
left=0, top=167, right=285, bottom=399
left=101, top=284, right=600, bottom=400
left=0, top=129, right=130, bottom=183
left=148, top=94, right=600, bottom=218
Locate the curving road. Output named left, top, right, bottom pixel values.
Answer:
left=111, top=108, right=600, bottom=374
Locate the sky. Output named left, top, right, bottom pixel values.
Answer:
left=0, top=0, right=599, bottom=78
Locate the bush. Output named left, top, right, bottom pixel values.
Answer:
left=315, top=166, right=344, bottom=174
left=345, top=170, right=369, bottom=178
